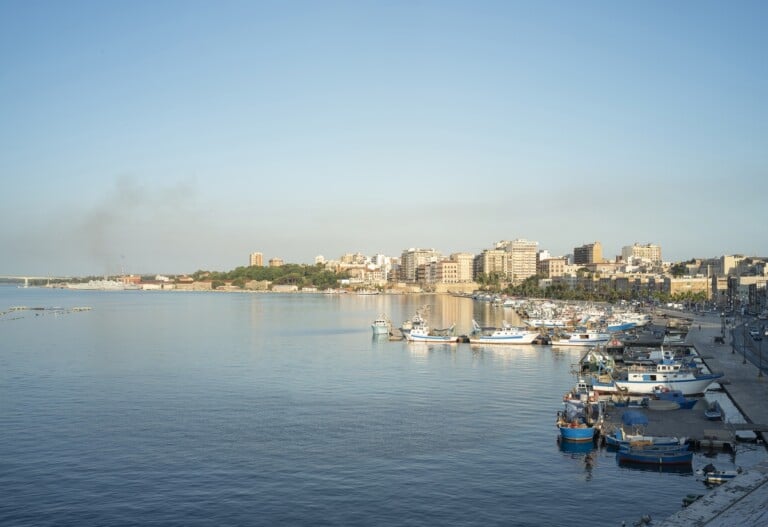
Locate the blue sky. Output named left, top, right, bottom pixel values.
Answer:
left=1, top=0, right=766, bottom=276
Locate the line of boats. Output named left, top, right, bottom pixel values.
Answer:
left=376, top=307, right=746, bottom=485
left=372, top=310, right=616, bottom=347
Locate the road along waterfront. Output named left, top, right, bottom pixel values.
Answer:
left=656, top=310, right=768, bottom=526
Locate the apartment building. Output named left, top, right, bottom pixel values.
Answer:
left=249, top=252, right=263, bottom=267
left=400, top=248, right=441, bottom=282
left=507, top=238, right=538, bottom=282
left=574, top=242, right=603, bottom=265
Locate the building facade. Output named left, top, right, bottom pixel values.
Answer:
left=507, top=238, right=538, bottom=282
left=621, top=243, right=662, bottom=264
left=538, top=257, right=566, bottom=278
left=400, top=248, right=441, bottom=282
left=574, top=242, right=603, bottom=266
left=476, top=249, right=508, bottom=278
left=449, top=252, right=475, bottom=282
left=249, top=252, right=264, bottom=267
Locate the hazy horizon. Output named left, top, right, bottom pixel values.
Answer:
left=2, top=1, right=766, bottom=276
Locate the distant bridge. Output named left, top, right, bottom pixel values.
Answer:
left=0, top=276, right=71, bottom=287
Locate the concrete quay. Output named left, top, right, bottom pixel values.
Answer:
left=655, top=311, right=768, bottom=526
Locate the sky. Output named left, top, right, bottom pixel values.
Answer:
left=1, top=0, right=766, bottom=277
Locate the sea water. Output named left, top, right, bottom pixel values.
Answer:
left=1, top=286, right=765, bottom=526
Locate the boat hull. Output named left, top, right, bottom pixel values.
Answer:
left=371, top=324, right=390, bottom=336
left=551, top=333, right=611, bottom=347
left=469, top=333, right=539, bottom=345
left=604, top=435, right=686, bottom=449
left=558, top=425, right=596, bottom=442
left=704, top=471, right=739, bottom=484
left=617, top=446, right=693, bottom=465
left=614, top=374, right=722, bottom=396
left=405, top=332, right=459, bottom=343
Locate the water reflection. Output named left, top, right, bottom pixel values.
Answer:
left=558, top=439, right=597, bottom=455
left=558, top=439, right=597, bottom=481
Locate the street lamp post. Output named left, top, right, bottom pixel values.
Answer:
left=743, top=319, right=747, bottom=365
left=760, top=325, right=764, bottom=378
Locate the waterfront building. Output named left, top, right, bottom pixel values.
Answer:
left=249, top=252, right=263, bottom=267
left=400, top=248, right=441, bottom=282
left=506, top=238, right=538, bottom=283
left=436, top=260, right=458, bottom=284
left=574, top=242, right=603, bottom=265
left=449, top=252, right=475, bottom=282
left=663, top=276, right=711, bottom=299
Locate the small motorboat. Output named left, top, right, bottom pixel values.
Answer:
left=699, top=463, right=742, bottom=485
left=704, top=400, right=724, bottom=421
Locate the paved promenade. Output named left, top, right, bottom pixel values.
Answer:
left=656, top=311, right=768, bottom=527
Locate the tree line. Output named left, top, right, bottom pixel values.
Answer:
left=192, top=264, right=349, bottom=290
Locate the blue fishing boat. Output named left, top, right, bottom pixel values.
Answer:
left=616, top=444, right=693, bottom=465
left=555, top=410, right=596, bottom=442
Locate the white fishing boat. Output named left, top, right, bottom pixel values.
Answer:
left=590, top=359, right=724, bottom=396
left=525, top=318, right=570, bottom=328
left=551, top=332, right=611, bottom=347
left=469, top=320, right=539, bottom=345
left=371, top=314, right=391, bottom=336
left=403, top=314, right=459, bottom=343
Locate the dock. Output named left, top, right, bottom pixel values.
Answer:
left=654, top=310, right=768, bottom=526
left=598, top=400, right=738, bottom=452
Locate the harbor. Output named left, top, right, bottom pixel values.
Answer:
left=654, top=310, right=768, bottom=526
left=377, top=297, right=768, bottom=525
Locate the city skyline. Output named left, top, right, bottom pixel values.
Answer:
left=2, top=1, right=767, bottom=276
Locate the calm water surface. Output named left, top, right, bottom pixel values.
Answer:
left=1, top=287, right=765, bottom=526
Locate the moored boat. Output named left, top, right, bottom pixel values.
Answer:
left=403, top=314, right=459, bottom=343
left=616, top=444, right=693, bottom=465
left=371, top=314, right=391, bottom=336
left=469, top=320, right=539, bottom=345
left=704, top=400, right=724, bottom=421
left=603, top=427, right=687, bottom=449
left=556, top=411, right=596, bottom=442
left=699, top=464, right=742, bottom=485
left=591, top=360, right=724, bottom=396
left=551, top=331, right=611, bottom=347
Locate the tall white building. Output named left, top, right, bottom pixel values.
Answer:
left=507, top=239, right=538, bottom=282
